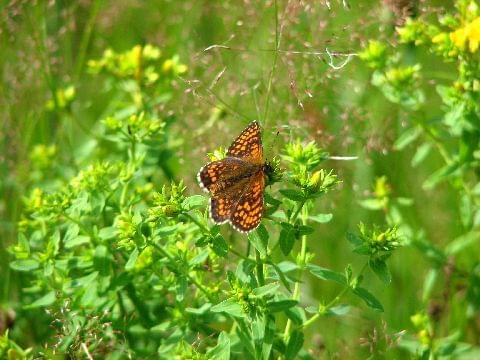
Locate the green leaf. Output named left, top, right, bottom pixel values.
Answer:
left=212, top=234, right=228, bottom=258
left=328, top=304, right=351, bottom=316
left=93, top=245, right=110, bottom=276
left=98, top=226, right=116, bottom=240
left=236, top=321, right=256, bottom=359
left=279, top=223, right=295, bottom=256
left=346, top=232, right=363, bottom=246
left=211, top=298, right=245, bottom=318
left=248, top=226, right=268, bottom=257
left=150, top=322, right=171, bottom=333
left=262, top=317, right=275, bottom=360
left=64, top=223, right=79, bottom=243
left=352, top=287, right=384, bottom=312
left=422, top=269, right=438, bottom=302
left=207, top=332, right=230, bottom=360
left=10, top=259, right=39, bottom=272
left=459, top=194, right=473, bottom=229
left=266, top=299, right=298, bottom=313
left=396, top=197, right=414, bottom=206
left=252, top=282, right=279, bottom=297
left=190, top=249, right=209, bottom=265
left=423, top=161, right=461, bottom=189
left=307, top=264, right=347, bottom=285
left=268, top=262, right=293, bottom=292
left=369, top=258, right=391, bottom=284
left=25, top=291, right=56, bottom=309
left=358, top=198, right=384, bottom=210
left=411, top=142, right=432, bottom=167
left=125, top=248, right=139, bottom=271
left=285, top=330, right=304, bottom=360
left=65, top=235, right=90, bottom=249
left=70, top=271, right=99, bottom=288
left=154, top=224, right=181, bottom=236
left=309, top=213, right=333, bottom=223
left=252, top=316, right=265, bottom=346
left=276, top=261, right=298, bottom=273
left=236, top=259, right=256, bottom=284
left=279, top=189, right=305, bottom=202
left=297, top=225, right=314, bottom=235
left=186, top=303, right=212, bottom=315
left=412, top=238, right=446, bottom=266
left=285, top=306, right=306, bottom=325
left=182, top=195, right=207, bottom=210
left=353, top=245, right=371, bottom=255
left=175, top=276, right=187, bottom=302
left=445, top=231, right=480, bottom=255
left=394, top=127, right=421, bottom=150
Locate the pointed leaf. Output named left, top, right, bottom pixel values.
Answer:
left=253, top=282, right=279, bottom=297
left=10, top=259, right=39, bottom=272
left=352, top=287, right=384, bottom=312
left=25, top=291, right=56, bottom=309
left=207, top=332, right=230, bottom=360
left=369, top=258, right=391, bottom=284
left=279, top=189, right=305, bottom=202
left=266, top=300, right=298, bottom=313
left=285, top=330, right=304, bottom=360
left=211, top=298, right=245, bottom=318
left=309, top=213, right=333, bottom=223
left=307, top=264, right=347, bottom=285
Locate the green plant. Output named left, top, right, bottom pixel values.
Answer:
left=6, top=41, right=406, bottom=358
left=359, top=3, right=480, bottom=352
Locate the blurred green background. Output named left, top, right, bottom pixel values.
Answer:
left=1, top=0, right=475, bottom=357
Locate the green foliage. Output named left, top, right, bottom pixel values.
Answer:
left=7, top=59, right=399, bottom=356
left=357, top=2, right=480, bottom=354
left=3, top=0, right=480, bottom=358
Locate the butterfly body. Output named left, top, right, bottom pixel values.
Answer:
left=197, top=121, right=271, bottom=233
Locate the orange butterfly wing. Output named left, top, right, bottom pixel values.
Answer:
left=198, top=121, right=266, bottom=232
left=227, top=121, right=263, bottom=164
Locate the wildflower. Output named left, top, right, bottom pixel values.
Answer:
left=115, top=212, right=141, bottom=250
left=450, top=17, right=480, bottom=53
left=358, top=40, right=388, bottom=69
left=282, top=140, right=328, bottom=171
left=349, top=223, right=401, bottom=255
left=30, top=144, right=57, bottom=169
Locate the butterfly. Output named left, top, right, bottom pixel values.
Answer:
left=197, top=121, right=273, bottom=233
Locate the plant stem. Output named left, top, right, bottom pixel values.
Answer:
left=300, top=262, right=369, bottom=331
left=263, top=0, right=282, bottom=129
left=125, top=282, right=153, bottom=326
left=74, top=0, right=102, bottom=80
left=63, top=213, right=97, bottom=241
left=256, top=250, right=265, bottom=286
left=290, top=199, right=306, bottom=223
left=152, top=243, right=215, bottom=303
left=120, top=180, right=130, bottom=208
left=283, top=205, right=308, bottom=341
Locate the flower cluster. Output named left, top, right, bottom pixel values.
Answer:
left=45, top=85, right=75, bottom=111
left=350, top=223, right=401, bottom=255
left=147, top=181, right=186, bottom=223
left=282, top=140, right=336, bottom=197
left=29, top=144, right=57, bottom=170
left=70, top=161, right=119, bottom=193
left=103, top=112, right=164, bottom=144
left=88, top=44, right=187, bottom=85
left=115, top=211, right=142, bottom=250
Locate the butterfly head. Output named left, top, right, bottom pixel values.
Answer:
left=263, top=158, right=282, bottom=186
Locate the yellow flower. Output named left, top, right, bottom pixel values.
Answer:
left=450, top=17, right=480, bottom=52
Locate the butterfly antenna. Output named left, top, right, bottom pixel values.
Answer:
left=265, top=128, right=281, bottom=158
